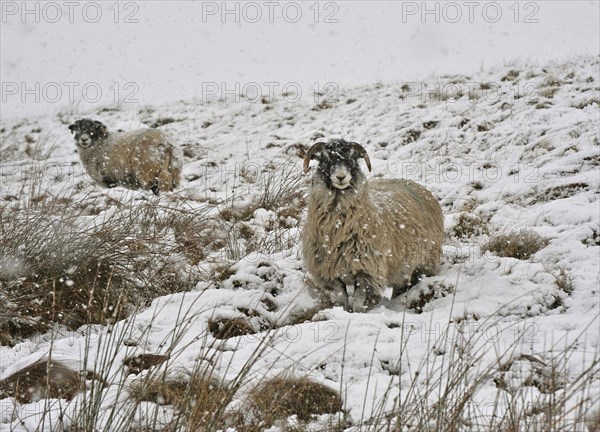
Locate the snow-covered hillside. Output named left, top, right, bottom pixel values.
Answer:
left=0, top=56, right=599, bottom=431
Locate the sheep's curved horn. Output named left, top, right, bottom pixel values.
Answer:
left=303, top=141, right=326, bottom=173
left=350, top=142, right=372, bottom=172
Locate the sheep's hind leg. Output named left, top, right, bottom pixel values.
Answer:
left=392, top=261, right=440, bottom=297
left=392, top=272, right=421, bottom=298
left=352, top=272, right=382, bottom=312
left=391, top=284, right=409, bottom=298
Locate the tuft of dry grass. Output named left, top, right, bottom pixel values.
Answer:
left=218, top=165, right=304, bottom=224
left=312, top=99, right=336, bottom=111
left=0, top=196, right=204, bottom=344
left=572, top=96, right=600, bottom=109
left=0, top=203, right=131, bottom=339
left=431, top=88, right=465, bottom=102
left=119, top=322, right=285, bottom=432
left=129, top=378, right=188, bottom=406
left=254, top=163, right=306, bottom=223
left=482, top=229, right=549, bottom=260
left=128, top=371, right=343, bottom=431
left=501, top=69, right=520, bottom=81
left=123, top=354, right=170, bottom=375
left=582, top=228, right=600, bottom=247
left=129, top=368, right=231, bottom=431
left=173, top=217, right=227, bottom=264
left=208, top=316, right=260, bottom=339
left=457, top=198, right=481, bottom=212
left=208, top=306, right=274, bottom=339
left=248, top=376, right=343, bottom=422
left=586, top=410, right=600, bottom=432
left=540, top=182, right=588, bottom=202
left=129, top=373, right=227, bottom=411
left=403, top=280, right=455, bottom=313
left=403, top=129, right=422, bottom=143
left=494, top=354, right=567, bottom=395
left=451, top=212, right=489, bottom=239
left=0, top=359, right=103, bottom=403
left=538, top=86, right=560, bottom=99
left=552, top=266, right=575, bottom=295
left=365, top=313, right=600, bottom=432
left=476, top=120, right=495, bottom=132
left=210, top=262, right=237, bottom=282
left=214, top=163, right=305, bottom=261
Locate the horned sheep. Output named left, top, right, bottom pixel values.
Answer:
left=68, top=119, right=183, bottom=195
left=302, top=139, right=444, bottom=312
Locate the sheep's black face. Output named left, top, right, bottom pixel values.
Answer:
left=305, top=139, right=372, bottom=191
left=68, top=119, right=108, bottom=149
left=318, top=142, right=361, bottom=190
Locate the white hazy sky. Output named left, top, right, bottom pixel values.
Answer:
left=1, top=1, right=599, bottom=119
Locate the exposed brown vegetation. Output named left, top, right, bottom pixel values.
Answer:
left=123, top=354, right=170, bottom=375
left=214, top=164, right=305, bottom=261
left=129, top=370, right=229, bottom=430
left=451, top=212, right=489, bottom=238
left=585, top=410, right=600, bottom=432
left=249, top=376, right=343, bottom=422
left=403, top=129, right=422, bottom=143
left=552, top=266, right=575, bottom=295
left=501, top=69, right=520, bottom=81
left=582, top=228, right=600, bottom=247
left=0, top=359, right=102, bottom=403
left=208, top=316, right=260, bottom=339
left=482, top=230, right=549, bottom=260
left=572, top=96, right=600, bottom=109
left=540, top=183, right=589, bottom=201
left=0, top=197, right=200, bottom=344
left=404, top=280, right=455, bottom=313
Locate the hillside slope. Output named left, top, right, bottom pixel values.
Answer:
left=1, top=56, right=599, bottom=431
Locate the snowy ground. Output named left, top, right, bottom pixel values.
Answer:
left=0, top=55, right=599, bottom=431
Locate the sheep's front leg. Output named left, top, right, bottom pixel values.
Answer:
left=101, top=176, right=118, bottom=188
left=149, top=176, right=161, bottom=196
left=150, top=183, right=160, bottom=196
left=352, top=272, right=382, bottom=312
left=322, top=279, right=349, bottom=310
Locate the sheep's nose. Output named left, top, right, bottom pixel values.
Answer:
left=336, top=174, right=346, bottom=181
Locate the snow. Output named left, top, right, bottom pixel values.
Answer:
left=1, top=7, right=599, bottom=430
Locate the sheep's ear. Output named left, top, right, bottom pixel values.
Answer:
left=93, top=121, right=108, bottom=138
left=68, top=123, right=77, bottom=133
left=350, top=142, right=372, bottom=172
left=303, top=142, right=326, bottom=173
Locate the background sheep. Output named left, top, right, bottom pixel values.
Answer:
left=68, top=119, right=183, bottom=195
left=302, top=139, right=444, bottom=312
